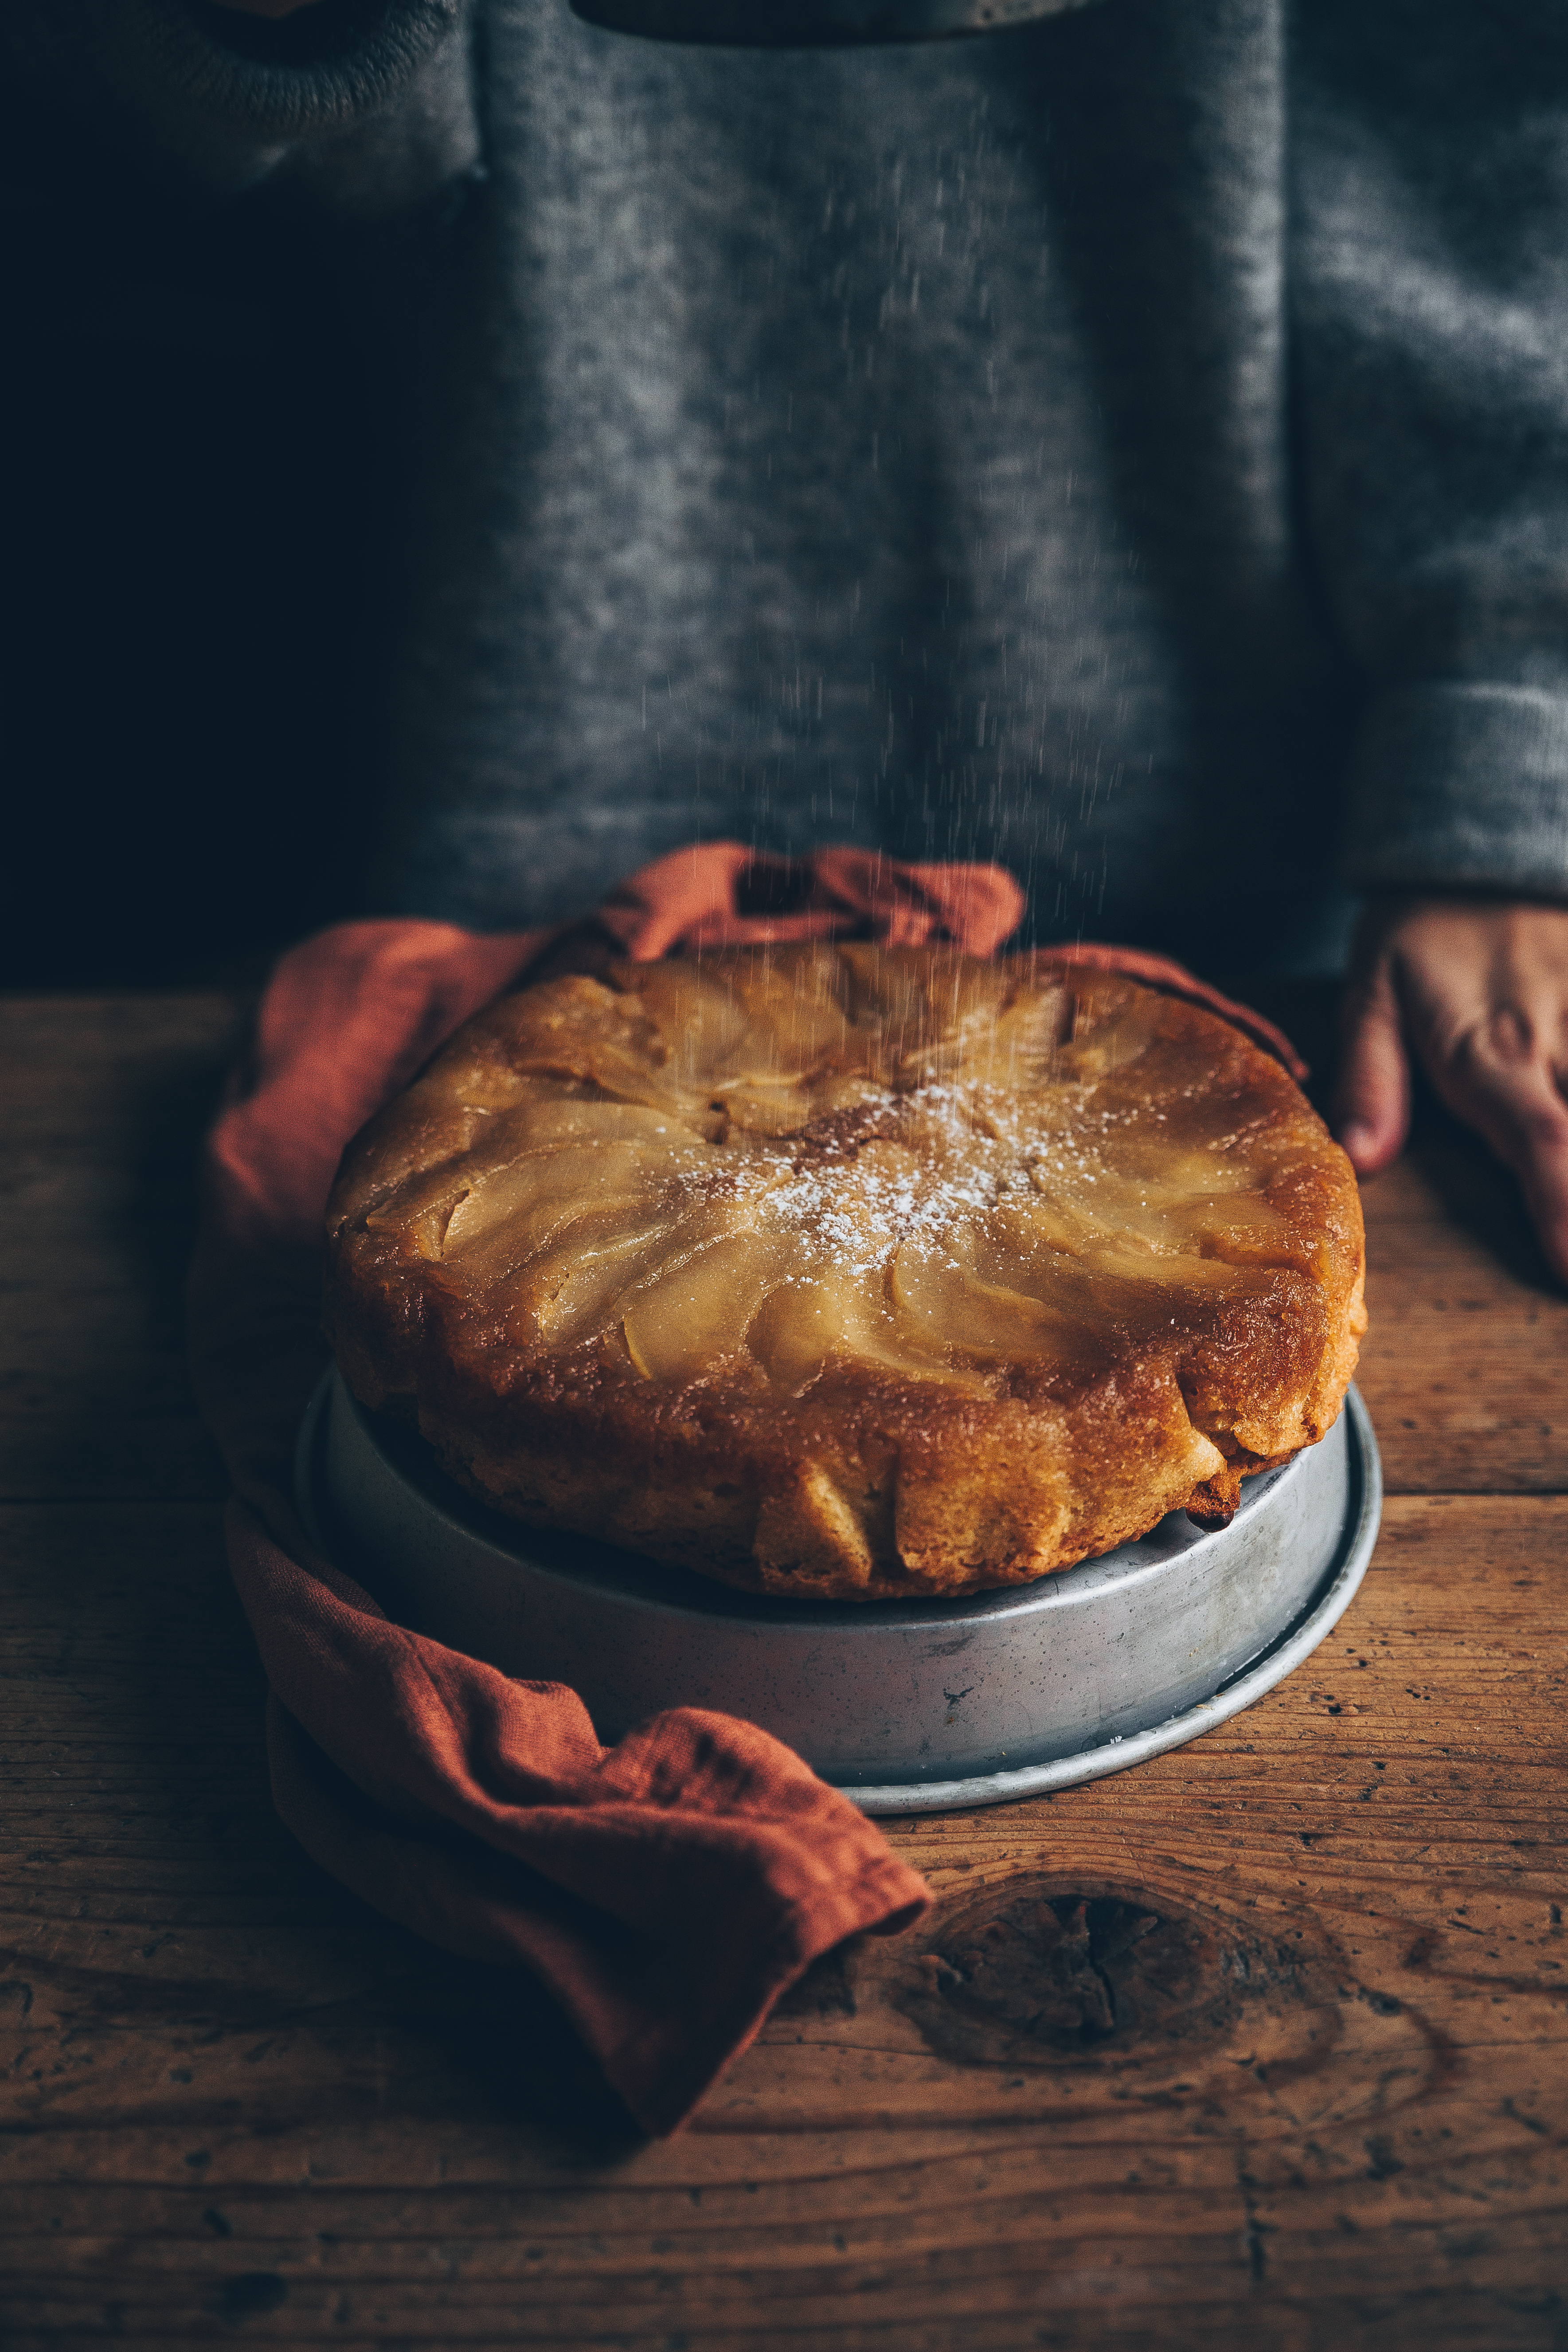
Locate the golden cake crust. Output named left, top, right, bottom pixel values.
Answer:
left=323, top=945, right=1366, bottom=1601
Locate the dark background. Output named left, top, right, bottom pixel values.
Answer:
left=0, top=110, right=422, bottom=990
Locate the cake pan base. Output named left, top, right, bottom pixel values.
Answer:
left=295, top=1370, right=1380, bottom=1816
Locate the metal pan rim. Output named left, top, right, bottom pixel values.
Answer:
left=842, top=1385, right=1381, bottom=1812
left=295, top=1371, right=1315, bottom=1633
left=295, top=1372, right=1380, bottom=1811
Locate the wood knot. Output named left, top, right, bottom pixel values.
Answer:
left=888, top=1875, right=1333, bottom=2069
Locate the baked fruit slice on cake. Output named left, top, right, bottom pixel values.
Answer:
left=323, top=944, right=1366, bottom=1600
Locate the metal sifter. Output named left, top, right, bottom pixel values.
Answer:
left=569, top=0, right=1096, bottom=48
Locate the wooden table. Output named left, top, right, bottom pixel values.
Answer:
left=4, top=992, right=1567, bottom=2349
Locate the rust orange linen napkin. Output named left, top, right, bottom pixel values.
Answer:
left=187, top=842, right=1302, bottom=2137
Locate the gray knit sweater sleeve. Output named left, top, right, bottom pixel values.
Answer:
left=1295, top=1, right=1568, bottom=902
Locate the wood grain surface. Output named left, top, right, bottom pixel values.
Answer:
left=2, top=993, right=1566, bottom=2350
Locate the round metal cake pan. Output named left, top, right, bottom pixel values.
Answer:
left=295, top=1368, right=1381, bottom=1814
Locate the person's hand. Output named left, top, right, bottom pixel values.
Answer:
left=1334, top=895, right=1568, bottom=1283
